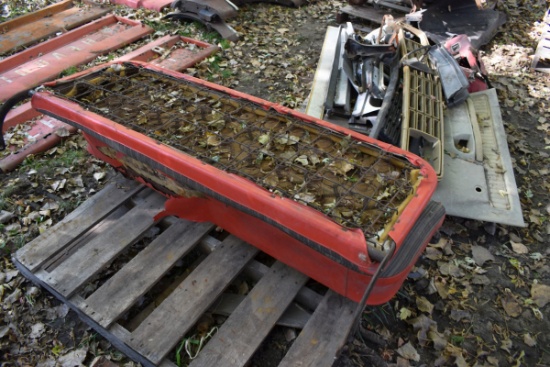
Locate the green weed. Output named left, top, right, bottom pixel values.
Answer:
left=60, top=66, right=79, bottom=78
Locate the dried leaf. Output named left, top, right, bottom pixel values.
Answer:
left=523, top=333, right=537, bottom=347
left=58, top=348, right=87, bottom=367
left=0, top=210, right=14, bottom=224
left=399, top=307, right=413, bottom=320
left=501, top=291, right=522, bottom=317
left=51, top=179, right=67, bottom=191
left=471, top=245, right=495, bottom=266
left=294, top=155, right=308, bottom=166
left=36, top=358, right=56, bottom=367
left=396, top=357, right=410, bottom=367
left=428, top=329, right=447, bottom=350
left=416, top=296, right=434, bottom=314
left=397, top=342, right=420, bottom=362
left=530, top=283, right=550, bottom=308
left=206, top=134, right=222, bottom=146
left=55, top=127, right=71, bottom=137
left=501, top=338, right=513, bottom=353
left=30, top=322, right=45, bottom=339
left=434, top=276, right=449, bottom=299
left=510, top=241, right=528, bottom=254
left=424, top=247, right=443, bottom=261
left=450, top=309, right=471, bottom=322
left=472, top=274, right=491, bottom=285
left=41, top=202, right=59, bottom=211
left=93, top=172, right=106, bottom=181
left=438, top=262, right=464, bottom=277
left=455, top=353, right=468, bottom=367
left=328, top=160, right=354, bottom=176
left=408, top=314, right=436, bottom=333
left=258, top=133, right=270, bottom=145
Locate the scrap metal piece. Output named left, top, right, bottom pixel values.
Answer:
left=305, top=26, right=341, bottom=119
left=418, top=0, right=506, bottom=49
left=401, top=65, right=444, bottom=179
left=333, top=23, right=355, bottom=114
left=373, top=0, right=411, bottom=13
left=166, top=0, right=239, bottom=41
left=444, top=34, right=490, bottom=92
left=428, top=44, right=469, bottom=107
left=344, top=38, right=396, bottom=58
left=399, top=23, right=445, bottom=179
left=324, top=26, right=345, bottom=117
left=432, top=89, right=525, bottom=227
left=350, top=91, right=383, bottom=126
left=166, top=0, right=304, bottom=41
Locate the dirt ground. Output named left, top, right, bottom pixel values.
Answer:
left=1, top=0, right=550, bottom=366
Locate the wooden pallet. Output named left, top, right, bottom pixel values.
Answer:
left=13, top=175, right=358, bottom=367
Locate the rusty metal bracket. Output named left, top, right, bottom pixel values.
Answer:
left=166, top=0, right=239, bottom=41
left=166, top=0, right=305, bottom=41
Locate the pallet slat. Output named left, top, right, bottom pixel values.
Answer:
left=190, top=261, right=308, bottom=367
left=82, top=220, right=215, bottom=328
left=127, top=236, right=259, bottom=364
left=36, top=191, right=166, bottom=297
left=278, top=290, right=357, bottom=367
left=16, top=177, right=142, bottom=272
left=209, top=293, right=311, bottom=329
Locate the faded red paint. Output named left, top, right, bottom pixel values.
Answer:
left=116, top=35, right=219, bottom=71
left=2, top=32, right=216, bottom=172
left=109, top=0, right=173, bottom=11
left=0, top=15, right=152, bottom=103
left=0, top=0, right=109, bottom=55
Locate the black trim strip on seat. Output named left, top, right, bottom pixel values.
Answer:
left=382, top=200, right=445, bottom=277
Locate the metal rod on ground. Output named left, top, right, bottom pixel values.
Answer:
left=349, top=241, right=396, bottom=336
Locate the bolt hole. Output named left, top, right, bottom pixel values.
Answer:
left=475, top=186, right=482, bottom=193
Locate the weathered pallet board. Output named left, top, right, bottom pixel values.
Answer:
left=189, top=261, right=309, bottom=367
left=13, top=176, right=358, bottom=367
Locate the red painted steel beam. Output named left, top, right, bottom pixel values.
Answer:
left=0, top=0, right=109, bottom=55
left=1, top=34, right=217, bottom=172
left=0, top=116, right=77, bottom=173
left=0, top=14, right=153, bottom=103
left=116, top=35, right=219, bottom=70
left=110, top=0, right=174, bottom=11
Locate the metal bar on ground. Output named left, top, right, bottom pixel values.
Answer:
left=0, top=0, right=109, bottom=55
left=0, top=14, right=153, bottom=103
